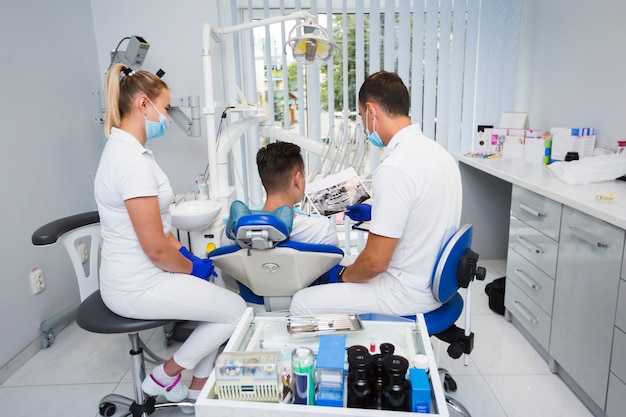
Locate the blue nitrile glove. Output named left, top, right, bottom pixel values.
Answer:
left=190, top=257, right=218, bottom=281
left=179, top=246, right=201, bottom=262
left=345, top=204, right=372, bottom=222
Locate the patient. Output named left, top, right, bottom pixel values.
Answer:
left=222, top=141, right=339, bottom=246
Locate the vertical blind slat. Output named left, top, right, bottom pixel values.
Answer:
left=435, top=0, right=453, bottom=149
left=410, top=0, right=426, bottom=126
left=422, top=0, right=439, bottom=139
left=397, top=0, right=411, bottom=84
left=384, top=0, right=396, bottom=72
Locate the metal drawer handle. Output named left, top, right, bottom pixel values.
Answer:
left=569, top=226, right=609, bottom=249
left=519, top=202, right=547, bottom=218
left=513, top=300, right=539, bottom=325
left=517, top=236, right=545, bottom=254
left=515, top=268, right=541, bottom=290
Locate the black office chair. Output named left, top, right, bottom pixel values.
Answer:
left=32, top=211, right=192, bottom=417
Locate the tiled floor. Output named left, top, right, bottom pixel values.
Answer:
left=0, top=259, right=594, bottom=417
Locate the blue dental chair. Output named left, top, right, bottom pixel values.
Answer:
left=408, top=224, right=486, bottom=417
left=32, top=212, right=192, bottom=417
left=207, top=200, right=344, bottom=311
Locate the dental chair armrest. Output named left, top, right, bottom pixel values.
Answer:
left=32, top=211, right=100, bottom=246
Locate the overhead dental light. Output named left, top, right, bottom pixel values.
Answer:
left=284, top=20, right=338, bottom=65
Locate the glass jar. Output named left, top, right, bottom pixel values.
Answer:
left=382, top=355, right=411, bottom=411
left=347, top=352, right=373, bottom=408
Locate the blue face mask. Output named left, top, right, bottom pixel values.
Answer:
left=365, top=108, right=384, bottom=147
left=144, top=99, right=170, bottom=140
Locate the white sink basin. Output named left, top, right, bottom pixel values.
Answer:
left=170, top=199, right=222, bottom=231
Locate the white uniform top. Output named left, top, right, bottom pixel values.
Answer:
left=221, top=213, right=339, bottom=247
left=368, top=123, right=462, bottom=312
left=94, top=128, right=174, bottom=293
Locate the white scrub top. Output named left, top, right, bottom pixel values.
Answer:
left=369, top=124, right=462, bottom=310
left=94, top=128, right=174, bottom=293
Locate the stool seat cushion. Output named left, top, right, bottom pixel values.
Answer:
left=403, top=292, right=464, bottom=336
left=76, top=290, right=172, bottom=334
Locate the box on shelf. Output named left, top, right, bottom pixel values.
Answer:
left=214, top=351, right=282, bottom=403
left=550, top=127, right=596, bottom=161
left=315, top=334, right=346, bottom=407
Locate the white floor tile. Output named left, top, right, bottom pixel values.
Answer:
left=0, top=383, right=116, bottom=417
left=486, top=374, right=594, bottom=417
left=444, top=375, right=507, bottom=417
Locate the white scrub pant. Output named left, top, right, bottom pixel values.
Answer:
left=289, top=280, right=440, bottom=317
left=102, top=274, right=247, bottom=378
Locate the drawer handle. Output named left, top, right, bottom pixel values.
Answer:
left=569, top=226, right=609, bottom=249
left=515, top=268, right=541, bottom=290
left=517, top=236, right=545, bottom=254
left=518, top=202, right=547, bottom=218
left=513, top=300, right=539, bottom=324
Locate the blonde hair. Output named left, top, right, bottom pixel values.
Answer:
left=104, top=64, right=168, bottom=137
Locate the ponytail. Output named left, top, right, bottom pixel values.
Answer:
left=103, top=63, right=168, bottom=138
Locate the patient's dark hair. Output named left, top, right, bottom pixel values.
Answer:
left=358, top=71, right=410, bottom=116
left=256, top=142, right=304, bottom=193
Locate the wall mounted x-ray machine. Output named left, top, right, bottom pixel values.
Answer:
left=103, top=34, right=202, bottom=137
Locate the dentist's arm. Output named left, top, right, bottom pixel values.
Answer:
left=340, top=232, right=398, bottom=283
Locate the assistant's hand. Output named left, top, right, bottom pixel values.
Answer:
left=179, top=246, right=201, bottom=262
left=345, top=203, right=372, bottom=222
left=190, top=257, right=218, bottom=281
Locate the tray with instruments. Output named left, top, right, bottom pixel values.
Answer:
left=286, top=313, right=364, bottom=337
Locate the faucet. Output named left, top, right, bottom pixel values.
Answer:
left=174, top=191, right=198, bottom=206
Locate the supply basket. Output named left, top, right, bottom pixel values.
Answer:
left=214, top=351, right=282, bottom=402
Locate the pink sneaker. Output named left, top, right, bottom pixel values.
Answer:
left=141, top=373, right=189, bottom=402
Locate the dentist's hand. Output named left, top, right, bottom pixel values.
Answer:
left=345, top=204, right=372, bottom=222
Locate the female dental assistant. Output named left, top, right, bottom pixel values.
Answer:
left=94, top=63, right=246, bottom=406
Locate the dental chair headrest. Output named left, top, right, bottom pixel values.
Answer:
left=225, top=200, right=294, bottom=249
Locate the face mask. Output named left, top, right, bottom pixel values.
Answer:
left=365, top=108, right=384, bottom=147
left=144, top=99, right=170, bottom=140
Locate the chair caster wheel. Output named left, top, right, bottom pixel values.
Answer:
left=99, top=402, right=117, bottom=416
left=443, top=374, right=457, bottom=392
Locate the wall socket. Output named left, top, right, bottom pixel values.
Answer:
left=29, top=266, right=46, bottom=295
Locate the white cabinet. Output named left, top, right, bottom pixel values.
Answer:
left=505, top=185, right=560, bottom=352
left=606, top=261, right=626, bottom=416
left=550, top=206, right=625, bottom=410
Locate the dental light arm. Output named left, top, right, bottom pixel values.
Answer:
left=168, top=96, right=202, bottom=137
left=202, top=10, right=336, bottom=198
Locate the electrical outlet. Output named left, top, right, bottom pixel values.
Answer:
left=77, top=241, right=89, bottom=264
left=29, top=267, right=46, bottom=295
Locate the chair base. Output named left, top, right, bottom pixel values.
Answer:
left=97, top=393, right=194, bottom=417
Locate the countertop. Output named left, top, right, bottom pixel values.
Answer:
left=454, top=154, right=626, bottom=230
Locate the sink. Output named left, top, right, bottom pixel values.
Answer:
left=170, top=199, right=222, bottom=231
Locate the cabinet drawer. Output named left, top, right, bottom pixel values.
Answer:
left=509, top=217, right=559, bottom=277
left=506, top=248, right=555, bottom=315
left=616, top=280, right=626, bottom=332
left=611, top=327, right=626, bottom=383
left=606, top=373, right=626, bottom=417
left=505, top=280, right=551, bottom=350
left=511, top=185, right=562, bottom=241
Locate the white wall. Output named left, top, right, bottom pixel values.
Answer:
left=90, top=0, right=227, bottom=195
left=516, top=0, right=626, bottom=150
left=0, top=0, right=103, bottom=377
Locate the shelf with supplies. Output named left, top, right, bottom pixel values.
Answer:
left=196, top=308, right=450, bottom=416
